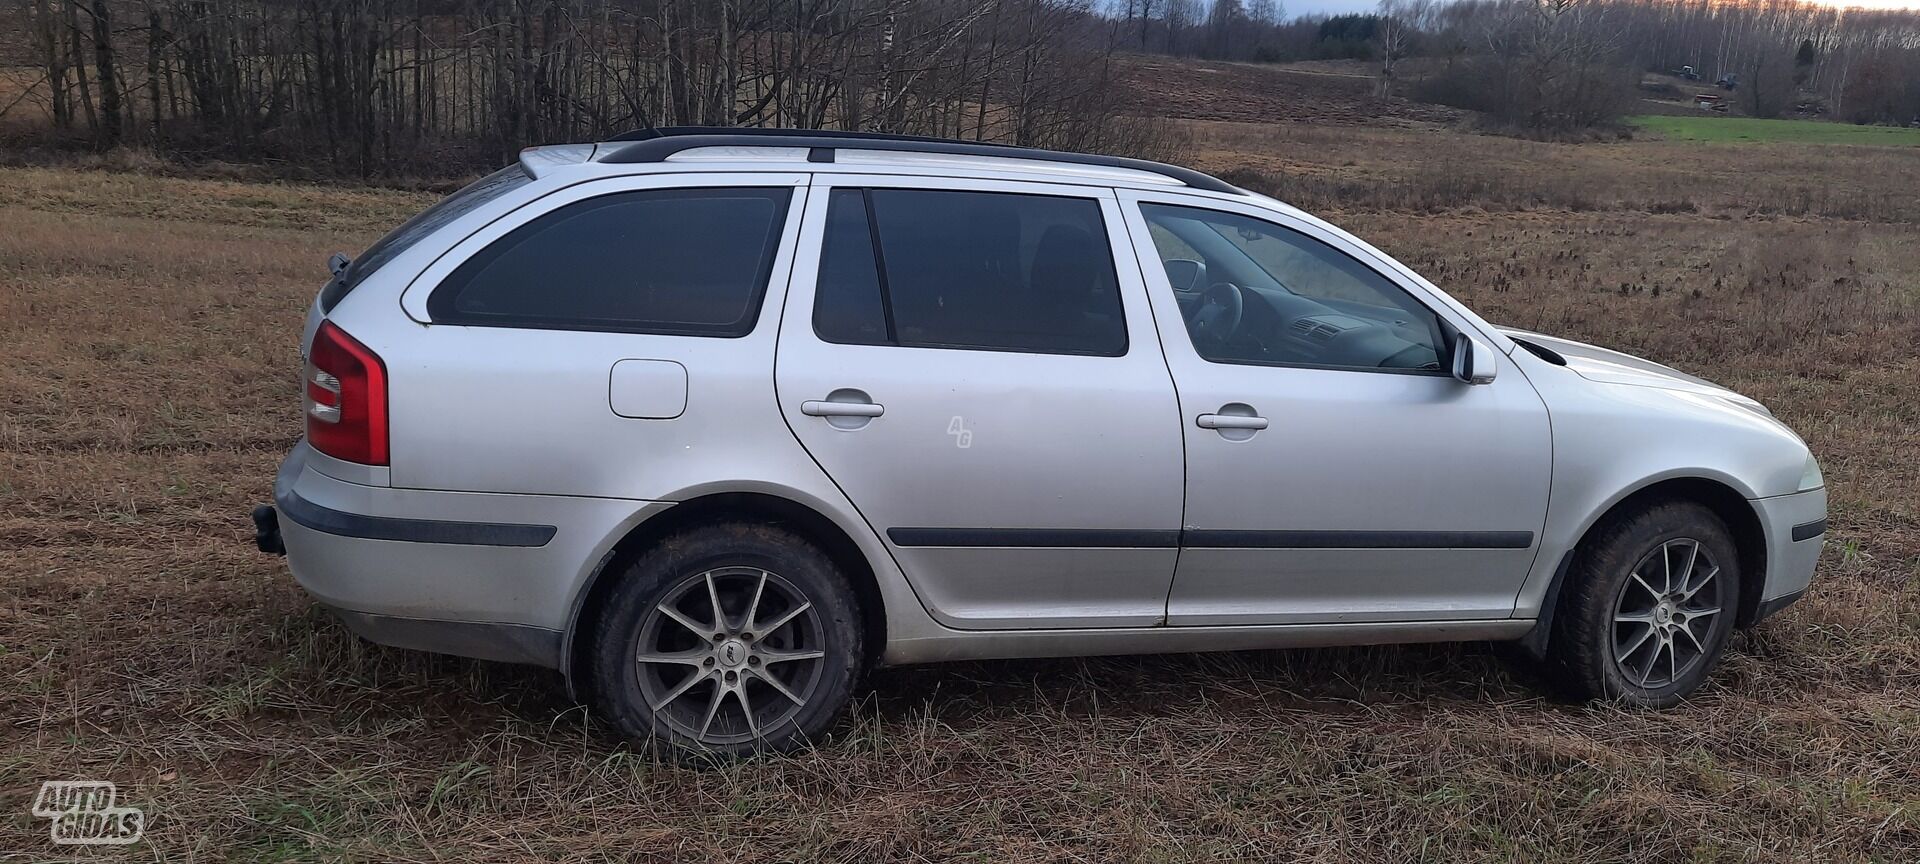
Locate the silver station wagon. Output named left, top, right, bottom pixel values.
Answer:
left=253, top=128, right=1826, bottom=755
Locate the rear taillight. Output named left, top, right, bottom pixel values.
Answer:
left=305, top=321, right=388, bottom=465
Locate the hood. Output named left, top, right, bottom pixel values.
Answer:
left=1498, top=328, right=1767, bottom=411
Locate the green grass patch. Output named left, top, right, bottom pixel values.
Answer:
left=1632, top=114, right=1920, bottom=146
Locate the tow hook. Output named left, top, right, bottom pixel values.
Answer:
left=252, top=504, right=285, bottom=555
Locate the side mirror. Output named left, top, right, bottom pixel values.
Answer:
left=1162, top=259, right=1204, bottom=293
left=1450, top=332, right=1498, bottom=385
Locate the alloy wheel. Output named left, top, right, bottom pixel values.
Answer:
left=1610, top=538, right=1726, bottom=690
left=634, top=566, right=827, bottom=748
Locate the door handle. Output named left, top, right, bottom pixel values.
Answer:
left=1196, top=413, right=1268, bottom=430
left=802, top=400, right=885, bottom=418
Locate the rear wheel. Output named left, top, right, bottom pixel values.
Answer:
left=1548, top=501, right=1742, bottom=707
left=590, top=523, right=863, bottom=756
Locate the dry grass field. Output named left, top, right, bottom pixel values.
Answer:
left=3, top=120, right=1919, bottom=862
left=1121, top=57, right=1466, bottom=128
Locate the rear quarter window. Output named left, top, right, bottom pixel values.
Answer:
left=426, top=188, right=793, bottom=337
left=323, top=166, right=530, bottom=311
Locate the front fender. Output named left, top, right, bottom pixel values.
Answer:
left=1510, top=350, right=1811, bottom=619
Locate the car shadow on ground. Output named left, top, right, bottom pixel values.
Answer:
left=303, top=604, right=1573, bottom=752
left=236, top=600, right=1788, bottom=767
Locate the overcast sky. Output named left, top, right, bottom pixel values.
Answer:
left=1273, top=0, right=1920, bottom=16
left=1280, top=0, right=1394, bottom=15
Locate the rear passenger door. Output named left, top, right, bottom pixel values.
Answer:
left=776, top=177, right=1185, bottom=630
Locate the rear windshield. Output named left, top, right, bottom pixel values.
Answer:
left=320, top=166, right=531, bottom=311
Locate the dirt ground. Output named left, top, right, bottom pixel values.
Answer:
left=1122, top=56, right=1467, bottom=128
left=3, top=120, right=1918, bottom=861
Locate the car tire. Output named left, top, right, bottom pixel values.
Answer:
left=1548, top=500, right=1742, bottom=707
left=590, top=522, right=864, bottom=757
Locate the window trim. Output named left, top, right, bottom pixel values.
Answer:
left=859, top=187, right=901, bottom=344
left=809, top=185, right=1132, bottom=358
left=328, top=166, right=533, bottom=313
left=1136, top=199, right=1456, bottom=378
left=424, top=186, right=794, bottom=338
left=397, top=174, right=809, bottom=332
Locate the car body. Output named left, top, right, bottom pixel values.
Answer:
left=256, top=129, right=1825, bottom=753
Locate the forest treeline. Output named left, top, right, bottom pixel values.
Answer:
left=3, top=0, right=1182, bottom=177
left=1128, top=0, right=1920, bottom=130
left=2, top=0, right=1917, bottom=178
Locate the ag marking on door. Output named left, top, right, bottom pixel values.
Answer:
left=947, top=416, right=973, bottom=449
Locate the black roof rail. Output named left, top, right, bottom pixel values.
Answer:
left=605, top=125, right=1020, bottom=148
left=598, top=126, right=1242, bottom=195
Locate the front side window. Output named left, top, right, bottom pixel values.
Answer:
left=1140, top=203, right=1445, bottom=373
left=428, top=187, right=791, bottom=336
left=812, top=188, right=1127, bottom=356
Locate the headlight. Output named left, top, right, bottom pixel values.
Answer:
left=1800, top=454, right=1824, bottom=491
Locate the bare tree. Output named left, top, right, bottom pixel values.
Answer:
left=88, top=0, right=120, bottom=147
left=1376, top=0, right=1434, bottom=97
left=30, top=0, right=72, bottom=129
left=1746, top=46, right=1798, bottom=118
left=1416, top=0, right=1632, bottom=134
left=20, top=0, right=1911, bottom=167
left=1206, top=0, right=1246, bottom=59
left=0, top=0, right=1181, bottom=174
left=1246, top=0, right=1281, bottom=27
left=1164, top=0, right=1197, bottom=54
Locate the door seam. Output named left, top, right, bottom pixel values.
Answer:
left=769, top=175, right=940, bottom=620
left=1113, top=191, right=1190, bottom=628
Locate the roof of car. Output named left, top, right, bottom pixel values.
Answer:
left=588, top=127, right=1245, bottom=196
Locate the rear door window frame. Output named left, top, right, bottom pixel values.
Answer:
left=809, top=184, right=1132, bottom=358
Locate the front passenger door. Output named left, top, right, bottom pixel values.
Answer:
left=1119, top=191, right=1553, bottom=625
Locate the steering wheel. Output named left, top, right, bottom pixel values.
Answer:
left=1190, top=281, right=1245, bottom=344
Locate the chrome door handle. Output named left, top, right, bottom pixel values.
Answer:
left=802, top=400, right=885, bottom=418
left=1196, top=413, right=1268, bottom=430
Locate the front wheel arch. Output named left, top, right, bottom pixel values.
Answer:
left=1520, top=476, right=1768, bottom=661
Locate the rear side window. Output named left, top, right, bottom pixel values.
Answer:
left=813, top=188, right=1126, bottom=356
left=325, top=166, right=530, bottom=311
left=428, top=187, right=792, bottom=336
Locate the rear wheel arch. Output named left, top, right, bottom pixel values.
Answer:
left=563, top=491, right=886, bottom=701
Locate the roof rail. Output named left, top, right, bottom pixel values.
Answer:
left=599, top=126, right=1242, bottom=195
left=605, top=125, right=1020, bottom=148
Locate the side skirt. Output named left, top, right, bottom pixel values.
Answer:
left=882, top=618, right=1535, bottom=666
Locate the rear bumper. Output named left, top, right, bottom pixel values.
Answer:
left=266, top=441, right=656, bottom=669
left=1751, top=487, right=1826, bottom=623
left=276, top=485, right=556, bottom=548
left=324, top=607, right=563, bottom=667
left=1754, top=588, right=1806, bottom=622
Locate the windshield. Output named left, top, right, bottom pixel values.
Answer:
left=320, top=166, right=531, bottom=311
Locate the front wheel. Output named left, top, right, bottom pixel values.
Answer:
left=590, top=523, right=864, bottom=756
left=1548, top=501, right=1742, bottom=707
